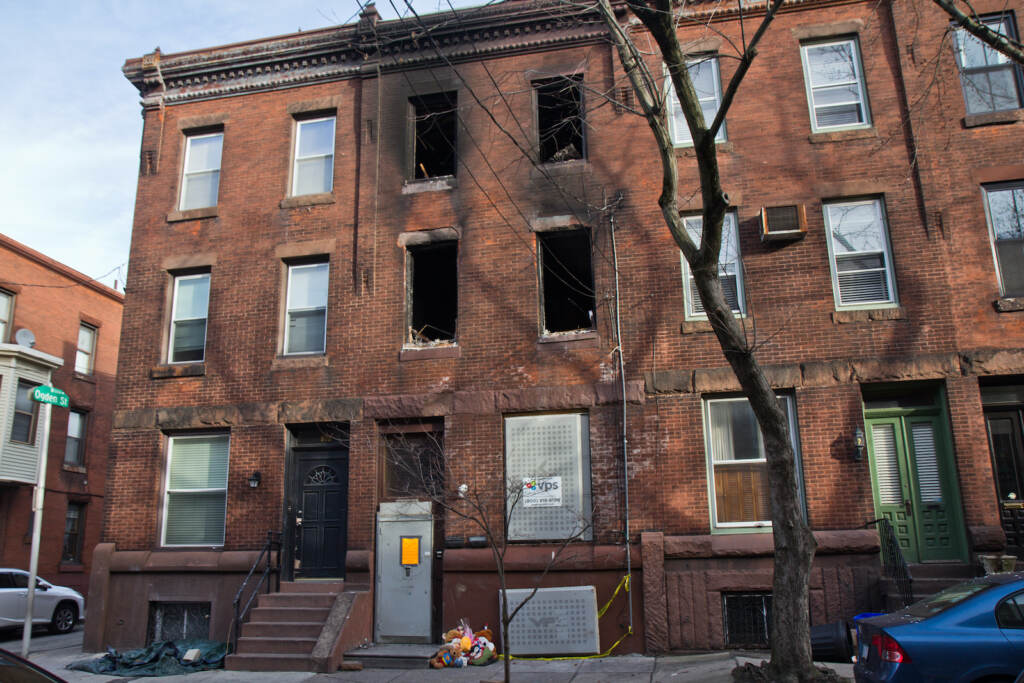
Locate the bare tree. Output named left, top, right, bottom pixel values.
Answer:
left=595, top=1, right=821, bottom=680
left=378, top=425, right=593, bottom=683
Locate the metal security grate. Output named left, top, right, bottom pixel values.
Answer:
left=147, top=602, right=211, bottom=644
left=723, top=593, right=772, bottom=647
left=503, top=586, right=600, bottom=655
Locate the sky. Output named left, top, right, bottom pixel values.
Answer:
left=0, top=0, right=480, bottom=292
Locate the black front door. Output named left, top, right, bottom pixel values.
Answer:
left=986, top=408, right=1024, bottom=556
left=290, top=437, right=349, bottom=579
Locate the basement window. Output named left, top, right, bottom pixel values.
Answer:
left=723, top=592, right=772, bottom=647
left=407, top=242, right=458, bottom=345
left=412, top=92, right=457, bottom=179
left=534, top=75, right=585, bottom=163
left=538, top=229, right=595, bottom=335
left=147, top=602, right=211, bottom=644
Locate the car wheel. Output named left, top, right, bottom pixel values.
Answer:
left=48, top=602, right=77, bottom=634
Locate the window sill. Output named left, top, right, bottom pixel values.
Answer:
left=530, top=159, right=590, bottom=179
left=150, top=363, right=205, bottom=379
left=167, top=207, right=218, bottom=222
left=538, top=330, right=598, bottom=346
left=831, top=306, right=904, bottom=324
left=279, top=193, right=335, bottom=209
left=963, top=109, right=1022, bottom=128
left=58, top=563, right=85, bottom=573
left=402, top=176, right=457, bottom=194
left=272, top=354, right=328, bottom=370
left=711, top=525, right=773, bottom=535
left=995, top=297, right=1024, bottom=313
left=62, top=464, right=87, bottom=474
left=72, top=372, right=96, bottom=385
left=808, top=126, right=876, bottom=144
left=677, top=141, right=733, bottom=157
left=400, top=344, right=461, bottom=361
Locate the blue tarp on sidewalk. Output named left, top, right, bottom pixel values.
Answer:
left=67, top=639, right=226, bottom=677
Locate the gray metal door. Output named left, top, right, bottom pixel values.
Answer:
left=374, top=501, right=433, bottom=643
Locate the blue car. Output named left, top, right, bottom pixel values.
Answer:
left=855, top=572, right=1024, bottom=682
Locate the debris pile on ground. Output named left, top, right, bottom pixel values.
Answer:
left=428, top=620, right=496, bottom=668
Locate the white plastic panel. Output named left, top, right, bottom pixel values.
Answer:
left=502, top=586, right=599, bottom=655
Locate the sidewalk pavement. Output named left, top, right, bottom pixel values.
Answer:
left=26, top=630, right=855, bottom=683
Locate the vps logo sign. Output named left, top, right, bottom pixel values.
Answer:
left=522, top=476, right=563, bottom=508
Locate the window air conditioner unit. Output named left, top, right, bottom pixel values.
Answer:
left=501, top=586, right=600, bottom=655
left=760, top=204, right=807, bottom=242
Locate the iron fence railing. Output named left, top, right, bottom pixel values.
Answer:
left=229, top=531, right=281, bottom=652
left=866, top=518, right=914, bottom=607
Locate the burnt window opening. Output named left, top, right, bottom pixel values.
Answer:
left=723, top=593, right=772, bottom=647
left=147, top=602, right=210, bottom=644
left=412, top=92, right=458, bottom=179
left=534, top=75, right=585, bottom=163
left=408, top=241, right=458, bottom=344
left=538, top=229, right=596, bottom=334
left=382, top=429, right=444, bottom=500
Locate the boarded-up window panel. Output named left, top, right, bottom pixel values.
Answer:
left=714, top=462, right=769, bottom=524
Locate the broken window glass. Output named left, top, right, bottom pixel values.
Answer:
left=411, top=92, right=457, bottom=179
left=408, top=241, right=458, bottom=344
left=538, top=229, right=595, bottom=334
left=534, top=75, right=585, bottom=163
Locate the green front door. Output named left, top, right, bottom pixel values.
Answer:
left=866, top=405, right=967, bottom=563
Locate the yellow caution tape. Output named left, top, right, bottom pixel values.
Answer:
left=499, top=574, right=633, bottom=661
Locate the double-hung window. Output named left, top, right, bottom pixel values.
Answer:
left=0, top=290, right=12, bottom=342
left=668, top=56, right=726, bottom=145
left=681, top=212, right=744, bottom=318
left=823, top=198, right=897, bottom=307
left=162, top=434, right=229, bottom=547
left=64, top=410, right=87, bottom=466
left=800, top=38, right=871, bottom=131
left=62, top=503, right=84, bottom=563
left=292, top=117, right=335, bottom=196
left=179, top=133, right=223, bottom=211
left=953, top=15, right=1023, bottom=115
left=705, top=395, right=802, bottom=528
left=169, top=272, right=210, bottom=363
left=504, top=413, right=592, bottom=541
left=285, top=261, right=329, bottom=355
left=984, top=182, right=1024, bottom=297
left=75, top=323, right=96, bottom=375
left=10, top=380, right=38, bottom=444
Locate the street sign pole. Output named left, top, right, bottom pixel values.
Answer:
left=21, top=386, right=63, bottom=658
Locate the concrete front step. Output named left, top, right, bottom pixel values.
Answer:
left=235, top=636, right=318, bottom=655
left=258, top=591, right=337, bottom=608
left=279, top=580, right=345, bottom=594
left=241, top=621, right=324, bottom=638
left=248, top=606, right=331, bottom=622
left=343, top=644, right=437, bottom=670
left=224, top=653, right=317, bottom=672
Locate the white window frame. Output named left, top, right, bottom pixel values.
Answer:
left=703, top=394, right=803, bottom=530
left=504, top=412, right=592, bottom=542
left=953, top=14, right=1024, bottom=115
left=75, top=323, right=96, bottom=375
left=680, top=212, right=745, bottom=319
left=823, top=198, right=898, bottom=309
left=10, top=380, right=39, bottom=445
left=161, top=434, right=229, bottom=547
left=291, top=116, right=336, bottom=196
left=168, top=272, right=210, bottom=364
left=799, top=37, right=871, bottom=132
left=667, top=56, right=726, bottom=146
left=284, top=261, right=329, bottom=356
left=983, top=181, right=1024, bottom=297
left=0, top=290, right=12, bottom=343
left=179, top=132, right=223, bottom=211
left=64, top=410, right=87, bottom=466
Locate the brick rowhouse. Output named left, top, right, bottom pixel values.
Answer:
left=89, top=0, right=1024, bottom=664
left=0, top=234, right=122, bottom=600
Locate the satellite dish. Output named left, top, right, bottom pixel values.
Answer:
left=14, top=328, right=36, bottom=348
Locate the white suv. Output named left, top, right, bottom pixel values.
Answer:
left=0, top=569, right=84, bottom=634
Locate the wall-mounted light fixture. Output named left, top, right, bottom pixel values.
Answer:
left=248, top=471, right=262, bottom=488
left=853, top=427, right=866, bottom=462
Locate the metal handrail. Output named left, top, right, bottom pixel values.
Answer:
left=229, top=531, right=282, bottom=652
left=865, top=518, right=914, bottom=607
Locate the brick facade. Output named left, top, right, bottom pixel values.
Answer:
left=0, top=234, right=122, bottom=598
left=91, top=0, right=1024, bottom=655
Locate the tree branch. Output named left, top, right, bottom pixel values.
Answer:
left=933, top=0, right=1024, bottom=65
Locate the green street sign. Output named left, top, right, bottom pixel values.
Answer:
left=31, top=385, right=69, bottom=408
